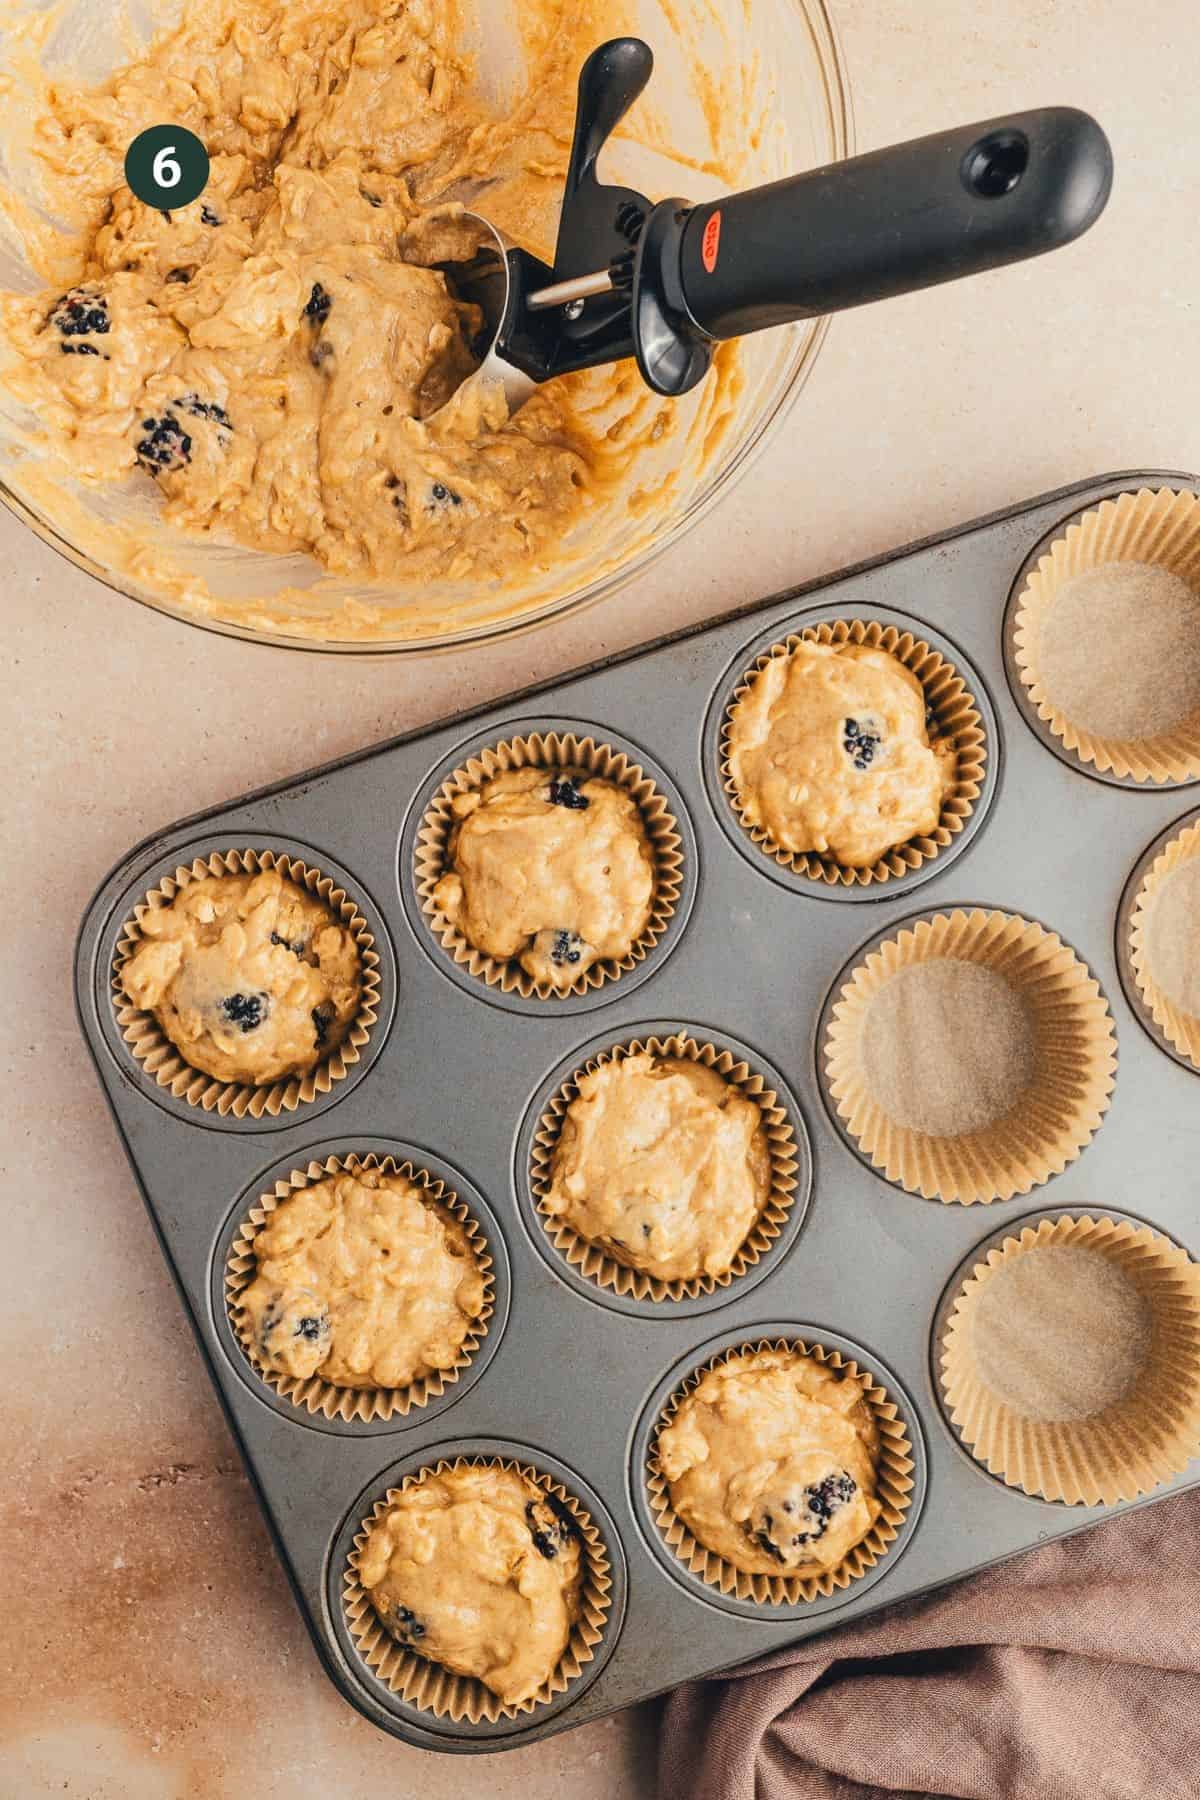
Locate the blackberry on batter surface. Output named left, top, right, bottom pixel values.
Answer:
left=303, top=281, right=332, bottom=325
left=525, top=1495, right=577, bottom=1560
left=136, top=414, right=192, bottom=475
left=549, top=929, right=584, bottom=967
left=220, top=991, right=268, bottom=1032
left=49, top=287, right=110, bottom=338
left=387, top=1603, right=426, bottom=1644
left=750, top=1469, right=859, bottom=1561
left=547, top=776, right=589, bottom=810
left=176, top=392, right=232, bottom=432
left=843, top=717, right=883, bottom=771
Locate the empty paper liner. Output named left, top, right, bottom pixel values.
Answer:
left=721, top=618, right=987, bottom=886
left=415, top=730, right=683, bottom=999
left=939, top=1214, right=1200, bottom=1504
left=646, top=1337, right=915, bottom=1605
left=1129, top=818, right=1200, bottom=1071
left=823, top=908, right=1117, bottom=1204
left=343, top=1455, right=612, bottom=1722
left=111, top=847, right=380, bottom=1119
left=1013, top=487, right=1200, bottom=782
left=528, top=1032, right=800, bottom=1303
left=225, top=1152, right=495, bottom=1424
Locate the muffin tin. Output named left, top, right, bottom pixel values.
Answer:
left=75, top=468, right=1200, bottom=1753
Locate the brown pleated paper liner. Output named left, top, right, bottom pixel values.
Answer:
left=225, top=1152, right=494, bottom=1424
left=646, top=1337, right=915, bottom=1604
left=939, top=1214, right=1200, bottom=1504
left=1129, top=818, right=1200, bottom=1071
left=529, top=1033, right=799, bottom=1302
left=1013, top=487, right=1200, bottom=782
left=823, top=908, right=1117, bottom=1205
left=111, top=847, right=380, bottom=1119
left=415, top=731, right=683, bottom=999
left=343, top=1456, right=612, bottom=1722
left=720, top=618, right=987, bottom=887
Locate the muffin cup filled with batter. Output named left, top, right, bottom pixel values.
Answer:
left=225, top=1151, right=494, bottom=1424
left=1013, top=487, right=1200, bottom=783
left=646, top=1338, right=915, bottom=1605
left=720, top=619, right=987, bottom=887
left=112, top=847, right=380, bottom=1119
left=529, top=1032, right=800, bottom=1302
left=823, top=908, right=1117, bottom=1204
left=1128, top=816, right=1200, bottom=1071
left=938, top=1214, right=1200, bottom=1504
left=342, top=1454, right=613, bottom=1723
left=415, top=730, right=683, bottom=1000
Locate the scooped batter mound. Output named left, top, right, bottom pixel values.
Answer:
left=545, top=1052, right=772, bottom=1282
left=0, top=0, right=688, bottom=595
left=240, top=1166, right=487, bottom=1390
left=358, top=1464, right=583, bottom=1706
left=657, top=1347, right=882, bottom=1578
left=433, top=767, right=656, bottom=989
left=727, top=640, right=957, bottom=868
left=119, top=868, right=361, bottom=1085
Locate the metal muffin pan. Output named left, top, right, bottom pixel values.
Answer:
left=75, top=468, right=1200, bottom=1754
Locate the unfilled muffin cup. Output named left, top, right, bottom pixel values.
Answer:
left=528, top=1032, right=801, bottom=1303
left=822, top=908, right=1117, bottom=1204
left=645, top=1336, right=915, bottom=1604
left=415, top=730, right=683, bottom=999
left=938, top=1214, right=1200, bottom=1504
left=1012, top=487, right=1200, bottom=783
left=1128, top=817, right=1200, bottom=1071
left=342, top=1454, right=613, bottom=1722
left=720, top=618, right=988, bottom=887
left=225, top=1151, right=495, bottom=1424
left=111, top=847, right=381, bottom=1119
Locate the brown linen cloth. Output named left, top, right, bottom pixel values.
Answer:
left=657, top=1487, right=1200, bottom=1800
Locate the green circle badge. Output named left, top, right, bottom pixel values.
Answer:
left=124, top=125, right=210, bottom=212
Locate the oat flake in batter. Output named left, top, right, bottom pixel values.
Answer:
left=0, top=0, right=695, bottom=597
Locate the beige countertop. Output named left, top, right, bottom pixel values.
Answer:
left=3, top=1, right=1198, bottom=1794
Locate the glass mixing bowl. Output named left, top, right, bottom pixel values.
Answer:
left=0, top=0, right=850, bottom=651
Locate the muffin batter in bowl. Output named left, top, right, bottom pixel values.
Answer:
left=118, top=868, right=362, bottom=1084
left=0, top=0, right=625, bottom=588
left=545, top=1052, right=771, bottom=1282
left=727, top=640, right=956, bottom=868
left=240, top=1166, right=487, bottom=1389
left=657, top=1347, right=882, bottom=1576
left=358, top=1464, right=583, bottom=1706
left=0, top=0, right=767, bottom=636
left=433, top=767, right=656, bottom=989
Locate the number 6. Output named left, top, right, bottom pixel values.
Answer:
left=153, top=145, right=182, bottom=189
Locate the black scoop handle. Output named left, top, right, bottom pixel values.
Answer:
left=676, top=109, right=1113, bottom=340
